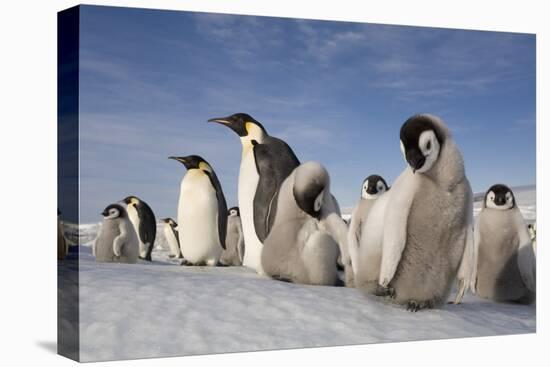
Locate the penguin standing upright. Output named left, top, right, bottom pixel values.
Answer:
left=220, top=207, right=245, bottom=266
left=473, top=184, right=535, bottom=304
left=161, top=218, right=182, bottom=259
left=170, top=155, right=227, bottom=266
left=94, top=203, right=139, bottom=264
left=347, top=175, right=389, bottom=280
left=261, top=161, right=349, bottom=286
left=208, top=113, right=300, bottom=273
left=355, top=114, right=473, bottom=311
left=122, top=196, right=156, bottom=261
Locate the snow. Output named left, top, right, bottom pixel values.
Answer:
left=63, top=186, right=536, bottom=362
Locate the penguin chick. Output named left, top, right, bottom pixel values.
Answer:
left=220, top=207, right=245, bottom=266
left=474, top=184, right=535, bottom=304
left=94, top=204, right=139, bottom=264
left=356, top=114, right=473, bottom=311
left=347, top=175, right=389, bottom=285
left=261, top=161, right=348, bottom=286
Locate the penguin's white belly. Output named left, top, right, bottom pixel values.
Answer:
left=178, top=172, right=221, bottom=264
left=239, top=151, right=264, bottom=273
left=127, top=205, right=147, bottom=257
left=164, top=225, right=180, bottom=257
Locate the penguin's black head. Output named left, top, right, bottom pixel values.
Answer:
left=162, top=218, right=177, bottom=226
left=169, top=155, right=211, bottom=171
left=400, top=114, right=445, bottom=174
left=228, top=206, right=240, bottom=217
left=484, top=184, right=515, bottom=210
left=208, top=113, right=266, bottom=138
left=102, top=203, right=125, bottom=219
left=122, top=196, right=140, bottom=206
left=293, top=162, right=329, bottom=219
left=362, top=174, right=389, bottom=199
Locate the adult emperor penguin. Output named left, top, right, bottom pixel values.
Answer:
left=169, top=155, right=227, bottom=266
left=347, top=175, right=389, bottom=282
left=122, top=196, right=156, bottom=261
left=355, top=114, right=473, bottom=311
left=93, top=204, right=139, bottom=264
left=473, top=184, right=536, bottom=304
left=161, top=218, right=182, bottom=259
left=220, top=207, right=245, bottom=266
left=208, top=113, right=300, bottom=273
left=261, top=161, right=350, bottom=286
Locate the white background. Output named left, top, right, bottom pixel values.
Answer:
left=0, top=0, right=547, bottom=365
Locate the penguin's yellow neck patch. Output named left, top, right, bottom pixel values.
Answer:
left=241, top=122, right=266, bottom=155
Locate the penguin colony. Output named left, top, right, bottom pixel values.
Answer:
left=76, top=112, right=535, bottom=311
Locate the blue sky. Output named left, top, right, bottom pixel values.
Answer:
left=77, top=5, right=536, bottom=223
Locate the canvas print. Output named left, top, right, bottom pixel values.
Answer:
left=57, top=4, right=536, bottom=362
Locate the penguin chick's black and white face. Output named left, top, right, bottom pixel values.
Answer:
left=400, top=115, right=444, bottom=174
left=102, top=204, right=125, bottom=219
left=485, top=184, right=515, bottom=210
left=293, top=162, right=329, bottom=219
left=208, top=113, right=266, bottom=140
left=169, top=155, right=212, bottom=173
left=228, top=207, right=240, bottom=217
left=361, top=174, right=388, bottom=199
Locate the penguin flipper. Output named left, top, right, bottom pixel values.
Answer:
left=236, top=221, right=245, bottom=264
left=379, top=169, right=416, bottom=287
left=204, top=170, right=228, bottom=249
left=252, top=138, right=300, bottom=241
left=112, top=234, right=125, bottom=257
left=137, top=203, right=156, bottom=252
left=455, top=189, right=475, bottom=303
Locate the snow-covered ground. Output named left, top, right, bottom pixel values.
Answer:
left=62, top=186, right=536, bottom=362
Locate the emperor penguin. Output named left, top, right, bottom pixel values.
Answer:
left=169, top=155, right=227, bottom=266
left=261, top=161, right=350, bottom=286
left=347, top=175, right=389, bottom=282
left=93, top=203, right=139, bottom=264
left=208, top=113, right=300, bottom=273
left=220, top=207, right=245, bottom=266
left=122, top=196, right=156, bottom=261
left=473, top=184, right=535, bottom=304
left=161, top=218, right=182, bottom=259
left=355, top=114, right=473, bottom=311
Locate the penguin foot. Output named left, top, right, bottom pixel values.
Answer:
left=334, top=278, right=345, bottom=287
left=406, top=300, right=434, bottom=312
left=180, top=259, right=193, bottom=266
left=375, top=285, right=396, bottom=298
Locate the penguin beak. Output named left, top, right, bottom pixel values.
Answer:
left=406, top=152, right=425, bottom=174
left=207, top=117, right=231, bottom=125
left=169, top=156, right=187, bottom=164
left=101, top=209, right=108, bottom=216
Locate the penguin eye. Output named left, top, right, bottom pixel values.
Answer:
left=426, top=140, right=432, bottom=151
